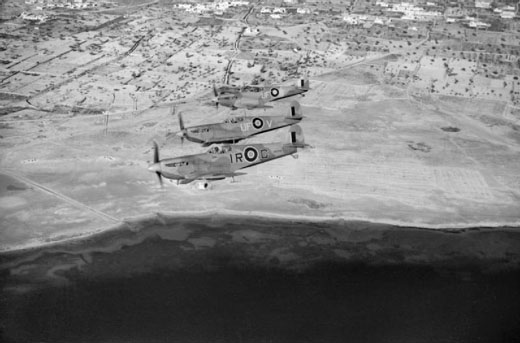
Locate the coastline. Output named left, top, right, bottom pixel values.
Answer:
left=1, top=208, right=520, bottom=254
left=3, top=214, right=519, bottom=343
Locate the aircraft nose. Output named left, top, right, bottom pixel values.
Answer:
left=148, top=163, right=161, bottom=173
left=176, top=131, right=184, bottom=137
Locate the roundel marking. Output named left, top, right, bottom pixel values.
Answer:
left=252, top=117, right=263, bottom=129
left=244, top=147, right=258, bottom=162
left=271, top=88, right=279, bottom=97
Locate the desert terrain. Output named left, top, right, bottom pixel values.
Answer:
left=1, top=0, right=520, bottom=252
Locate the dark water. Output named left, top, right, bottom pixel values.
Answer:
left=2, top=217, right=520, bottom=343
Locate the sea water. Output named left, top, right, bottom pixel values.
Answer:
left=1, top=216, right=519, bottom=342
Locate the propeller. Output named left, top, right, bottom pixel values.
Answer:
left=177, top=112, right=186, bottom=145
left=212, top=84, right=220, bottom=110
left=148, top=140, right=163, bottom=188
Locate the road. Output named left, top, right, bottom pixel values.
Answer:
left=0, top=169, right=121, bottom=224
left=222, top=5, right=256, bottom=85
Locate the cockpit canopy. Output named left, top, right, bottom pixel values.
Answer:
left=241, top=85, right=263, bottom=93
left=208, top=145, right=231, bottom=154
left=224, top=116, right=245, bottom=124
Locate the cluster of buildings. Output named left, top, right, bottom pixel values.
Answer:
left=492, top=5, right=516, bottom=19
left=20, top=11, right=49, bottom=22
left=259, top=6, right=311, bottom=17
left=173, top=1, right=310, bottom=19
left=341, top=0, right=518, bottom=28
left=343, top=14, right=389, bottom=26
left=445, top=1, right=517, bottom=28
left=448, top=1, right=517, bottom=19
left=24, top=0, right=104, bottom=10
left=174, top=1, right=249, bottom=15
left=384, top=1, right=442, bottom=21
left=19, top=0, right=520, bottom=27
left=343, top=1, right=442, bottom=27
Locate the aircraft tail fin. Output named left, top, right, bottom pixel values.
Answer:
left=286, top=101, right=303, bottom=119
left=287, top=125, right=307, bottom=148
left=299, top=78, right=310, bottom=91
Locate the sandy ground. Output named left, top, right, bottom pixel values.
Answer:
left=1, top=61, right=520, bottom=251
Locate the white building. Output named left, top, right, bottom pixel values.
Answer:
left=272, top=7, right=286, bottom=14
left=343, top=14, right=389, bottom=26
left=468, top=20, right=490, bottom=28
left=297, top=7, right=310, bottom=14
left=343, top=14, right=359, bottom=24
left=388, top=2, right=414, bottom=12
left=500, top=11, right=515, bottom=19
left=388, top=2, right=441, bottom=21
left=474, top=0, right=492, bottom=9
left=20, top=11, right=48, bottom=22
left=374, top=17, right=384, bottom=25
left=229, top=0, right=249, bottom=6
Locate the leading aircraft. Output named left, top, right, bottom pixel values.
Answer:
left=148, top=125, right=307, bottom=187
left=212, top=79, right=310, bottom=110
left=176, top=101, right=303, bottom=146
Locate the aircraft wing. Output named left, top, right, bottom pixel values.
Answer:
left=179, top=172, right=247, bottom=184
left=246, top=104, right=273, bottom=110
left=207, top=172, right=247, bottom=179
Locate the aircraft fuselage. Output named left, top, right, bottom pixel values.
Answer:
left=153, top=143, right=297, bottom=183
left=184, top=116, right=301, bottom=145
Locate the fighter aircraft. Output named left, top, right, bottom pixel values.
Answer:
left=176, top=101, right=303, bottom=146
left=148, top=125, right=307, bottom=187
left=212, top=79, right=310, bottom=110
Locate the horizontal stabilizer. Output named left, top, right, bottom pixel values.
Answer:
left=286, top=125, right=308, bottom=148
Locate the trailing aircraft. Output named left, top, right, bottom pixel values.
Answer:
left=212, top=79, right=310, bottom=110
left=148, top=125, right=307, bottom=187
left=176, top=101, right=303, bottom=146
